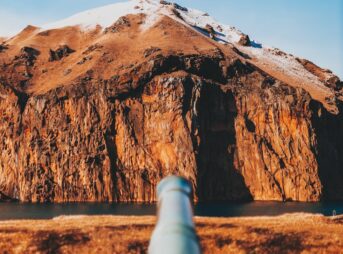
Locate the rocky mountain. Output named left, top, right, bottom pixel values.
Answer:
left=0, top=0, right=342, bottom=202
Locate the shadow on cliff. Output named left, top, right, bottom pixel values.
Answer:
left=193, top=83, right=253, bottom=201
left=310, top=101, right=343, bottom=200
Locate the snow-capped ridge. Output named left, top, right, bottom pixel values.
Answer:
left=40, top=0, right=245, bottom=44
left=41, top=0, right=145, bottom=31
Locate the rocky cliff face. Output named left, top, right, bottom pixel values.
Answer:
left=0, top=0, right=342, bottom=202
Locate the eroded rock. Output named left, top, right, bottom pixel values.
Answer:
left=49, top=45, right=75, bottom=62
left=105, top=16, right=131, bottom=33
left=238, top=34, right=251, bottom=47
left=0, top=44, right=8, bottom=53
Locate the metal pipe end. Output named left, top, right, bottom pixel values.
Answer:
left=157, top=176, right=192, bottom=200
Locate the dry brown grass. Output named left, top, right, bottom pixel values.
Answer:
left=0, top=213, right=342, bottom=254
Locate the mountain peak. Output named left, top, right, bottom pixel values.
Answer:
left=40, top=0, right=186, bottom=31
left=40, top=0, right=246, bottom=46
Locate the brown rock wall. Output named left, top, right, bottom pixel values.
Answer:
left=0, top=24, right=342, bottom=202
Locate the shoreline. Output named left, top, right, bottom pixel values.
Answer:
left=0, top=213, right=342, bottom=253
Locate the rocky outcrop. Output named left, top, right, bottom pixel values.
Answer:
left=0, top=43, right=8, bottom=53
left=49, top=45, right=75, bottom=62
left=238, top=34, right=251, bottom=47
left=104, top=16, right=131, bottom=33
left=296, top=58, right=343, bottom=91
left=0, top=11, right=342, bottom=202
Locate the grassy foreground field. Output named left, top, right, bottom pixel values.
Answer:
left=0, top=213, right=342, bottom=254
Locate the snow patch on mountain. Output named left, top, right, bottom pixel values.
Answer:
left=178, top=7, right=243, bottom=44
left=244, top=46, right=334, bottom=94
left=41, top=0, right=141, bottom=31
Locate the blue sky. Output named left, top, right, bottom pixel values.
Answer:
left=0, top=0, right=342, bottom=78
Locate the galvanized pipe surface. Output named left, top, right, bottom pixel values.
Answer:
left=148, top=176, right=201, bottom=254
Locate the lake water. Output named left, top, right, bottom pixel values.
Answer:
left=0, top=201, right=342, bottom=220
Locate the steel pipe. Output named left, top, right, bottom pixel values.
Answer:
left=148, top=176, right=201, bottom=254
